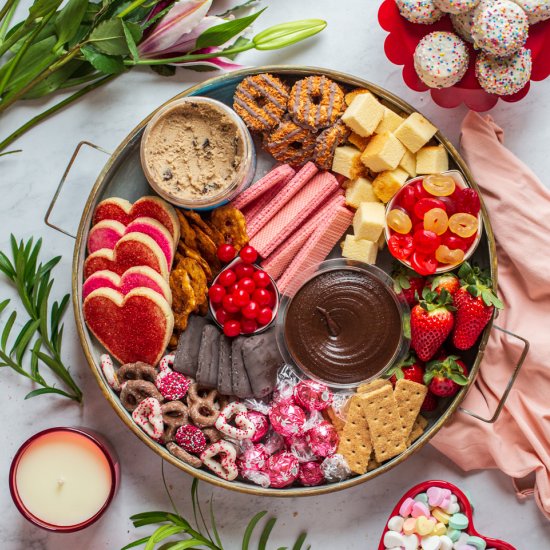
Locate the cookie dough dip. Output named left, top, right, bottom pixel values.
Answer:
left=141, top=97, right=255, bottom=209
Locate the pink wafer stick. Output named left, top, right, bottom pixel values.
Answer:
left=247, top=162, right=318, bottom=238
left=251, top=172, right=340, bottom=258
left=278, top=206, right=353, bottom=296
left=243, top=179, right=286, bottom=225
left=261, top=193, right=344, bottom=279
left=232, top=164, right=295, bottom=210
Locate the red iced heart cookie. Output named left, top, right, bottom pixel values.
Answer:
left=84, top=233, right=169, bottom=280
left=82, top=266, right=172, bottom=304
left=83, top=287, right=173, bottom=366
left=88, top=217, right=175, bottom=268
left=93, top=196, right=180, bottom=242
left=378, top=480, right=516, bottom=550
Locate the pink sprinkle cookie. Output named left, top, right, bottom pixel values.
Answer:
left=396, top=0, right=444, bottom=23
left=476, top=47, right=532, bottom=95
left=414, top=31, right=469, bottom=88
left=511, top=0, right=550, bottom=24
left=215, top=402, right=256, bottom=440
left=156, top=371, right=190, bottom=401
left=200, top=440, right=238, bottom=481
left=100, top=354, right=120, bottom=391
left=132, top=397, right=164, bottom=440
left=472, top=0, right=528, bottom=57
left=434, top=0, right=479, bottom=13
left=175, top=425, right=207, bottom=454
left=451, top=9, right=476, bottom=42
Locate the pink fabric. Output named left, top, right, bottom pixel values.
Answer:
left=261, top=193, right=345, bottom=279
left=431, top=111, right=550, bottom=520
left=251, top=172, right=340, bottom=258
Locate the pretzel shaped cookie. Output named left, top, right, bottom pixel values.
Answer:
left=161, top=400, right=189, bottom=443
left=187, top=383, right=223, bottom=428
left=200, top=440, right=238, bottom=481
left=120, top=380, right=163, bottom=411
left=215, top=402, right=256, bottom=440
left=159, top=353, right=175, bottom=374
left=166, top=441, right=202, bottom=469
left=132, top=397, right=163, bottom=441
left=100, top=354, right=120, bottom=391
left=118, top=361, right=158, bottom=385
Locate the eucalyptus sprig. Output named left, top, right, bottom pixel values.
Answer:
left=0, top=235, right=82, bottom=402
left=124, top=479, right=310, bottom=550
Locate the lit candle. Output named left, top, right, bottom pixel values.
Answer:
left=10, top=427, right=119, bottom=532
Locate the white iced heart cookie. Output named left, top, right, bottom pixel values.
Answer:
left=200, top=440, right=238, bottom=481
left=132, top=397, right=163, bottom=440
left=215, top=402, right=256, bottom=440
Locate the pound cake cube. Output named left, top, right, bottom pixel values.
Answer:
left=377, top=231, right=386, bottom=250
left=345, top=177, right=378, bottom=208
left=352, top=201, right=386, bottom=242
left=332, top=145, right=361, bottom=179
left=348, top=131, right=370, bottom=151
left=342, top=234, right=378, bottom=264
left=416, top=145, right=449, bottom=174
left=372, top=168, right=409, bottom=203
left=394, top=112, right=438, bottom=153
left=342, top=93, right=384, bottom=138
left=345, top=88, right=371, bottom=106
left=375, top=106, right=404, bottom=135
left=360, top=132, right=405, bottom=173
left=399, top=148, right=417, bottom=178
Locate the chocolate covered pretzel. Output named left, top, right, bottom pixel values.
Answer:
left=186, top=382, right=228, bottom=428
left=120, top=380, right=163, bottom=411
left=166, top=441, right=203, bottom=469
left=118, top=361, right=158, bottom=385
left=161, top=400, right=189, bottom=443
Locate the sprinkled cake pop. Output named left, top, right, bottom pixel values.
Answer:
left=396, top=0, right=444, bottom=24
left=472, top=0, right=528, bottom=57
left=434, top=0, right=480, bottom=14
left=510, top=0, right=550, bottom=24
left=451, top=9, right=477, bottom=41
left=414, top=31, right=470, bottom=88
left=475, top=47, right=532, bottom=94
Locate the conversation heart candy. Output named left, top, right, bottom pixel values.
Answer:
left=432, top=507, right=450, bottom=524
left=400, top=497, right=416, bottom=517
left=403, top=517, right=417, bottom=535
left=387, top=515, right=405, bottom=532
left=420, top=535, right=441, bottom=550
left=383, top=530, right=405, bottom=548
left=439, top=535, right=453, bottom=550
left=412, top=501, right=431, bottom=518
left=449, top=512, right=469, bottom=530
left=416, top=516, right=436, bottom=536
left=427, top=486, right=445, bottom=507
left=403, top=533, right=419, bottom=550
left=466, top=536, right=487, bottom=550
left=433, top=522, right=447, bottom=536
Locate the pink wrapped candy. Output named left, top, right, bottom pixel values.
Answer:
left=269, top=400, right=307, bottom=437
left=265, top=451, right=299, bottom=488
left=237, top=443, right=269, bottom=473
left=285, top=434, right=317, bottom=463
left=294, top=380, right=332, bottom=411
left=305, top=421, right=339, bottom=458
left=298, top=461, right=325, bottom=486
left=246, top=411, right=269, bottom=442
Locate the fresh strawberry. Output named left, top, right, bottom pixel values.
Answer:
left=421, top=391, right=438, bottom=412
left=392, top=264, right=425, bottom=307
left=410, top=287, right=455, bottom=362
left=452, top=262, right=504, bottom=350
left=386, top=353, right=425, bottom=386
left=429, top=273, right=459, bottom=298
left=424, top=355, right=469, bottom=397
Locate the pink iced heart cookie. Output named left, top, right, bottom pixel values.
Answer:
left=93, top=196, right=180, bottom=242
left=132, top=397, right=163, bottom=440
left=200, top=441, right=238, bottom=481
left=215, top=402, right=256, bottom=440
left=82, top=266, right=172, bottom=304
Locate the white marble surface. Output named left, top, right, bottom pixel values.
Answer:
left=2, top=1, right=550, bottom=548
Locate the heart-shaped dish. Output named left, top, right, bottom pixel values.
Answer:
left=378, top=480, right=516, bottom=550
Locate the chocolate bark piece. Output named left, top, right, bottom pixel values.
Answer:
left=196, top=324, right=220, bottom=388
left=241, top=328, right=283, bottom=397
left=173, top=316, right=208, bottom=376
left=217, top=335, right=233, bottom=396
left=231, top=337, right=253, bottom=398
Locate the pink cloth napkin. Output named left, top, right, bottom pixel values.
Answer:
left=431, top=111, right=550, bottom=519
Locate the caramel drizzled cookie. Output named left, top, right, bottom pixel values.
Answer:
left=288, top=76, right=345, bottom=131
left=314, top=121, right=350, bottom=170
left=233, top=74, right=289, bottom=133
left=264, top=119, right=317, bottom=167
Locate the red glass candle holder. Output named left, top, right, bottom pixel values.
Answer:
left=9, top=427, right=120, bottom=533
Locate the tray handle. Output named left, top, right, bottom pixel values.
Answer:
left=44, top=141, right=110, bottom=239
left=459, top=325, right=529, bottom=424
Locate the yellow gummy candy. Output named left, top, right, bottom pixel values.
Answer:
left=432, top=508, right=451, bottom=524
left=403, top=517, right=417, bottom=535
left=416, top=516, right=436, bottom=536
left=432, top=522, right=447, bottom=536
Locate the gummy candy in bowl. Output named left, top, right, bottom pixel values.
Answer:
left=378, top=0, right=550, bottom=111
left=378, top=480, right=516, bottom=550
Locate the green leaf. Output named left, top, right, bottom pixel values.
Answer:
left=0, top=299, right=10, bottom=315
left=121, top=20, right=139, bottom=60
left=258, top=517, right=277, bottom=550
left=1, top=310, right=16, bottom=349
left=149, top=64, right=176, bottom=77
left=449, top=373, right=468, bottom=385
left=23, top=60, right=84, bottom=99
left=196, top=8, right=266, bottom=50
left=81, top=44, right=126, bottom=74
left=0, top=251, right=16, bottom=279
left=161, top=541, right=205, bottom=550
left=222, top=36, right=251, bottom=60
left=29, top=0, right=62, bottom=19
left=253, top=19, right=327, bottom=51
left=36, top=255, right=61, bottom=279
left=292, top=533, right=308, bottom=550
left=242, top=511, right=267, bottom=550
left=13, top=319, right=40, bottom=363
left=54, top=0, right=89, bottom=48
left=25, top=386, right=73, bottom=399
left=30, top=337, right=42, bottom=380
left=209, top=499, right=222, bottom=549
left=149, top=525, right=187, bottom=544
left=120, top=536, right=152, bottom=550
left=88, top=17, right=139, bottom=55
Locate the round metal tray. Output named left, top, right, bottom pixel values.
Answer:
left=67, top=66, right=503, bottom=496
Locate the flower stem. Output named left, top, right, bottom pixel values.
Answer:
left=0, top=74, right=116, bottom=153
left=117, top=0, right=150, bottom=19
left=130, top=43, right=254, bottom=65
left=0, top=0, right=19, bottom=41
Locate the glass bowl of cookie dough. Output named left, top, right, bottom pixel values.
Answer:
left=140, top=97, right=256, bottom=210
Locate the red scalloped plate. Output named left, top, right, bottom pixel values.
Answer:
left=378, top=0, right=550, bottom=110
left=377, top=480, right=517, bottom=549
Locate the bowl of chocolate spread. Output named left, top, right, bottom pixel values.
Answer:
left=279, top=260, right=409, bottom=387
